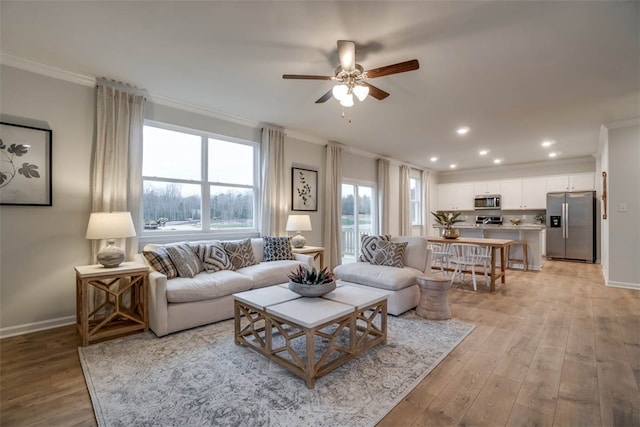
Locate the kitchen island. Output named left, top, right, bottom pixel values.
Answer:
left=434, top=223, right=545, bottom=270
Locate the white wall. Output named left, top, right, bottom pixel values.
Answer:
left=1, top=65, right=95, bottom=335
left=606, top=123, right=640, bottom=288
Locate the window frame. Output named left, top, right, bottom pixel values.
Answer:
left=340, top=180, right=378, bottom=263
left=141, top=120, right=260, bottom=238
left=409, top=171, right=422, bottom=226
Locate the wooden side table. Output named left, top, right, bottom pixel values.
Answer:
left=75, top=262, right=149, bottom=346
left=291, top=246, right=325, bottom=268
left=416, top=275, right=451, bottom=320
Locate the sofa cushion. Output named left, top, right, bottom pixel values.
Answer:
left=166, top=270, right=252, bottom=303
left=222, top=238, right=257, bottom=270
left=165, top=243, right=203, bottom=278
left=142, top=247, right=178, bottom=279
left=333, top=262, right=423, bottom=291
left=237, top=260, right=306, bottom=289
left=370, top=241, right=408, bottom=268
left=263, top=236, right=294, bottom=261
left=359, top=234, right=390, bottom=262
left=189, top=241, right=232, bottom=272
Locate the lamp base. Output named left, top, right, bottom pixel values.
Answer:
left=291, top=233, right=306, bottom=249
left=97, top=241, right=125, bottom=268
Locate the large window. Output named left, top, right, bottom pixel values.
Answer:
left=142, top=122, right=258, bottom=233
left=341, top=182, right=376, bottom=263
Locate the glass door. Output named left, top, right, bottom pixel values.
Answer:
left=341, top=183, right=375, bottom=264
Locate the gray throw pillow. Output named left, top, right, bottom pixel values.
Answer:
left=370, top=240, right=408, bottom=268
left=222, top=238, right=257, bottom=270
left=165, top=243, right=203, bottom=278
left=263, top=236, right=294, bottom=262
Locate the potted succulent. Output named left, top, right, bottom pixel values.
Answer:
left=431, top=210, right=464, bottom=239
left=287, top=265, right=336, bottom=297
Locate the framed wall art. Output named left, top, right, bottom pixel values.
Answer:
left=0, top=122, right=52, bottom=206
left=291, top=167, right=317, bottom=211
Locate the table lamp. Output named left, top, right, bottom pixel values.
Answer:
left=285, top=214, right=312, bottom=248
left=86, top=211, right=136, bottom=268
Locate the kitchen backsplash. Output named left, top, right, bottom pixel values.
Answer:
left=450, top=210, right=546, bottom=224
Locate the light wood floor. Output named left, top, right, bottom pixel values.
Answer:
left=1, top=261, right=638, bottom=426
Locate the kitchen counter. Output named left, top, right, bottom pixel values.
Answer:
left=433, top=223, right=545, bottom=270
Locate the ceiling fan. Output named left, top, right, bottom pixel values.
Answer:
left=283, top=40, right=419, bottom=107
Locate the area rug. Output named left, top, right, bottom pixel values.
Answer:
left=78, top=312, right=474, bottom=427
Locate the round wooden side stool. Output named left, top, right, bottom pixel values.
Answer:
left=416, top=275, right=451, bottom=320
left=507, top=240, right=528, bottom=271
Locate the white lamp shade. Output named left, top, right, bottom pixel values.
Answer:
left=332, top=84, right=348, bottom=101
left=339, top=93, right=354, bottom=107
left=86, top=212, right=136, bottom=240
left=285, top=215, right=312, bottom=232
left=353, top=84, right=369, bottom=101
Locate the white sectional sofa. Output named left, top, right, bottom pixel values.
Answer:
left=333, top=236, right=432, bottom=315
left=134, top=238, right=313, bottom=337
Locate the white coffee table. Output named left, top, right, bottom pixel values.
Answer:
left=233, top=282, right=387, bottom=388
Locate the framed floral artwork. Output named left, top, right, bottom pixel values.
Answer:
left=0, top=122, right=52, bottom=206
left=291, top=167, right=317, bottom=211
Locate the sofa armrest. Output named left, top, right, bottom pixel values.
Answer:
left=147, top=270, right=170, bottom=337
left=293, top=253, right=314, bottom=268
left=423, top=248, right=433, bottom=274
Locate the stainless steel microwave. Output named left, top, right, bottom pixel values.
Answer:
left=474, top=195, right=501, bottom=210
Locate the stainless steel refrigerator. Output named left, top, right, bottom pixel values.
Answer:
left=546, top=191, right=596, bottom=262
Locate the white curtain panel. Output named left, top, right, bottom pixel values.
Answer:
left=92, top=79, right=145, bottom=262
left=259, top=125, right=287, bottom=236
left=377, top=158, right=390, bottom=235
left=324, top=143, right=343, bottom=269
left=399, top=164, right=411, bottom=235
left=421, top=169, right=432, bottom=236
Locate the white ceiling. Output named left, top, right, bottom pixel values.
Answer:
left=1, top=1, right=638, bottom=171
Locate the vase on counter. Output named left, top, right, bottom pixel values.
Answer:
left=442, top=227, right=460, bottom=239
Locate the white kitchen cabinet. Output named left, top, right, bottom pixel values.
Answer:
left=473, top=180, right=501, bottom=195
left=546, top=173, right=595, bottom=192
left=437, top=182, right=474, bottom=211
left=500, top=177, right=546, bottom=209
left=521, top=177, right=547, bottom=209
left=500, top=179, right=522, bottom=210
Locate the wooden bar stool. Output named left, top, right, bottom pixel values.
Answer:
left=507, top=240, right=528, bottom=271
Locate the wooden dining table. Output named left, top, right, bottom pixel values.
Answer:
left=427, top=236, right=515, bottom=291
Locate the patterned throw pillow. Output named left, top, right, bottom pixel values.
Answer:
left=221, top=238, right=257, bottom=270
left=370, top=240, right=408, bottom=268
left=263, top=236, right=294, bottom=262
left=165, top=243, right=203, bottom=278
left=142, top=247, right=178, bottom=279
left=189, top=241, right=233, bottom=273
left=359, top=234, right=391, bottom=262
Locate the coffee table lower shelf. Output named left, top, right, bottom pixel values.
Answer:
left=233, top=285, right=387, bottom=388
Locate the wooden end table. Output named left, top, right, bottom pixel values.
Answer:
left=291, top=246, right=325, bottom=268
left=416, top=275, right=451, bottom=320
left=75, top=262, right=149, bottom=346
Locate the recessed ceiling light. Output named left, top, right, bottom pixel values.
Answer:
left=542, top=140, right=555, bottom=147
left=494, top=159, right=502, bottom=164
left=479, top=150, right=489, bottom=156
left=449, top=164, right=457, bottom=169
left=456, top=126, right=470, bottom=135
left=549, top=152, right=558, bottom=158
left=430, top=156, right=438, bottom=162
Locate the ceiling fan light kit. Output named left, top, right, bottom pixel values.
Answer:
left=283, top=39, right=419, bottom=112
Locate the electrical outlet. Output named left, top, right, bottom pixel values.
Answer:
left=619, top=202, right=628, bottom=212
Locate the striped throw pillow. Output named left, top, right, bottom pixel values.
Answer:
left=142, top=246, right=178, bottom=279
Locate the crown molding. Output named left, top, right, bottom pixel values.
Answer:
left=1, top=52, right=96, bottom=87
left=604, top=117, right=640, bottom=129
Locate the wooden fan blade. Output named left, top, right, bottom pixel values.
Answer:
left=337, top=40, right=356, bottom=72
left=363, top=82, right=390, bottom=100
left=282, top=74, right=332, bottom=80
left=315, top=90, right=333, bottom=103
left=365, top=59, right=419, bottom=79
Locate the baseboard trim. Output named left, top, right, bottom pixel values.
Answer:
left=0, top=316, right=76, bottom=339
left=606, top=280, right=640, bottom=291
